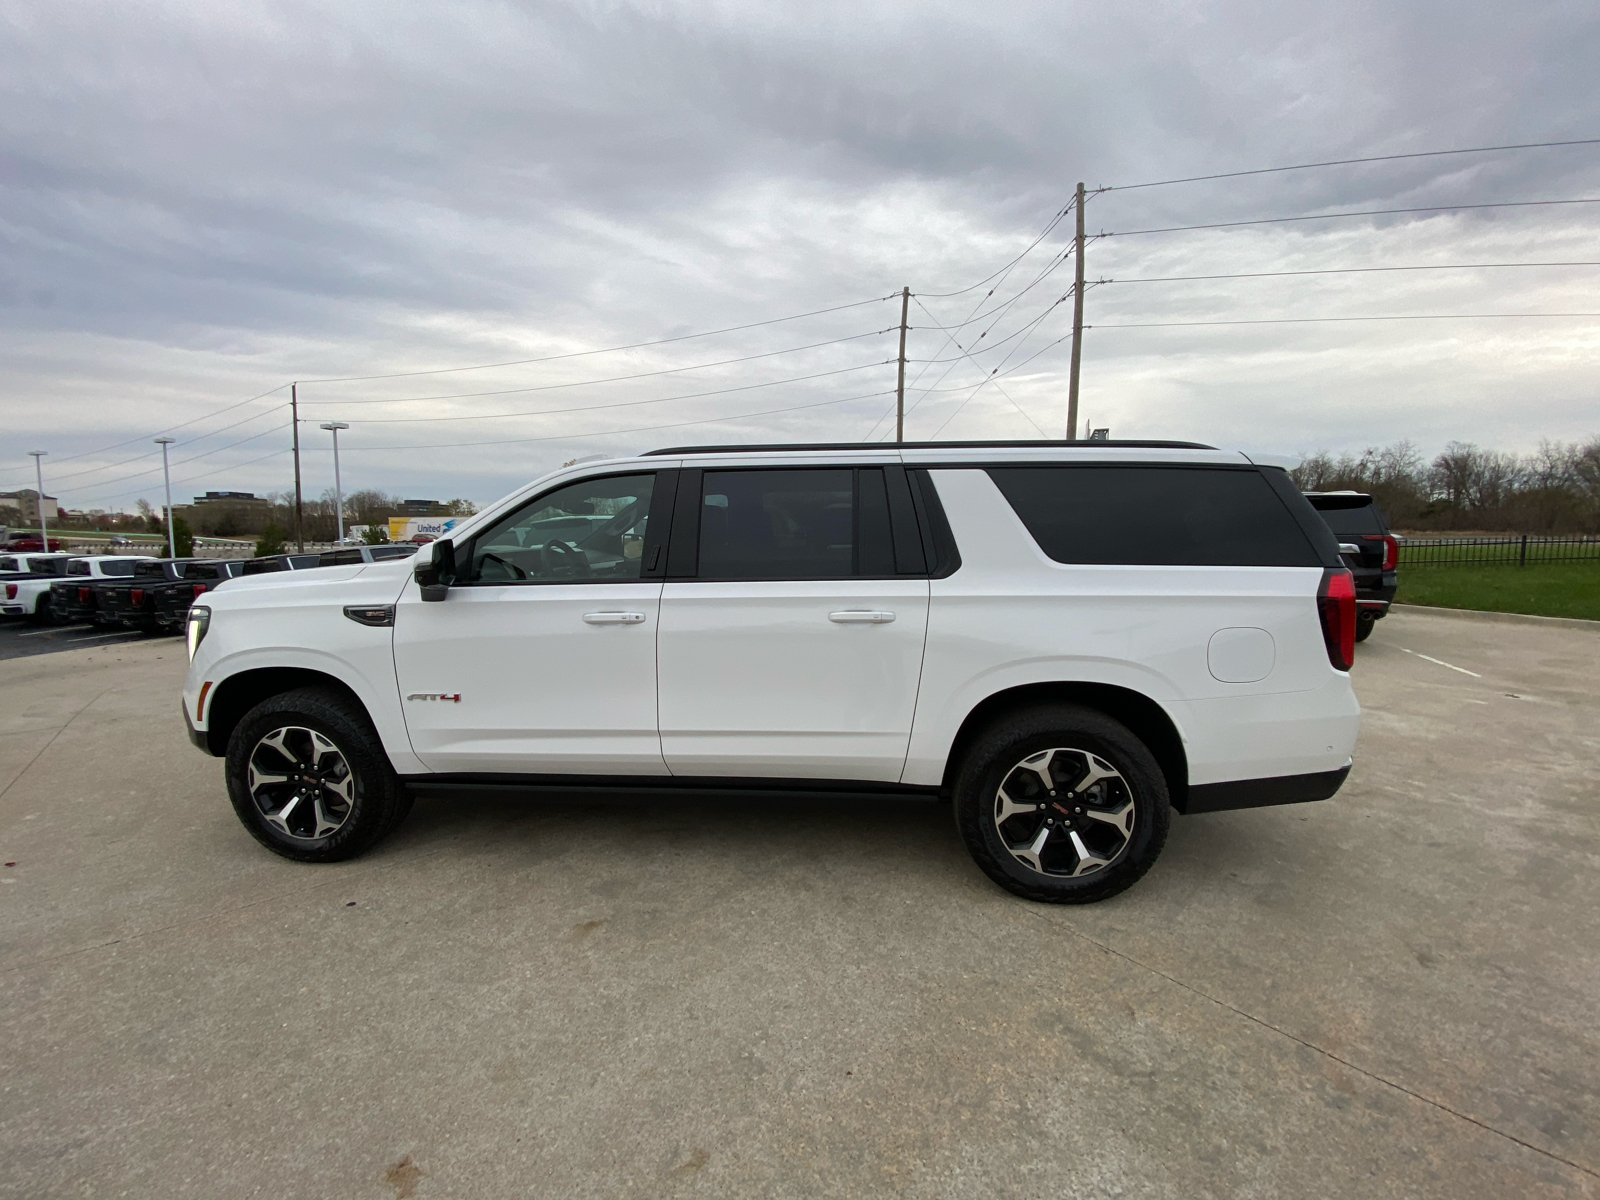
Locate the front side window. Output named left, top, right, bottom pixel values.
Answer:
left=696, top=468, right=896, bottom=581
left=470, top=473, right=655, bottom=583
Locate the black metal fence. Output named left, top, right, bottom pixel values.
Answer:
left=1399, top=535, right=1600, bottom=567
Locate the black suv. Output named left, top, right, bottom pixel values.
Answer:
left=1305, top=492, right=1398, bottom=641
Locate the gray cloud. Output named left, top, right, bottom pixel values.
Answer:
left=3, top=0, right=1597, bottom=509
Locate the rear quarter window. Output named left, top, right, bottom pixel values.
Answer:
left=988, top=465, right=1321, bottom=567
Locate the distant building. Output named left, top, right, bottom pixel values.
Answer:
left=401, top=498, right=447, bottom=516
left=172, top=490, right=274, bottom=537
left=0, top=489, right=60, bottom=526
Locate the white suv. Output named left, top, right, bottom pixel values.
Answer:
left=182, top=441, right=1359, bottom=903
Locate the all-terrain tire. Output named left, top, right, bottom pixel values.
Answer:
left=953, top=704, right=1171, bottom=904
left=224, top=687, right=412, bottom=862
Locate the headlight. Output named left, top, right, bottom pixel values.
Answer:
left=186, top=605, right=211, bottom=661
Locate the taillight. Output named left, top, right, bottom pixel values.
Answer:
left=1318, top=568, right=1357, bottom=671
left=1364, top=534, right=1399, bottom=571
left=130, top=588, right=145, bottom=607
left=3, top=584, right=14, bottom=600
left=193, top=584, right=208, bottom=598
left=79, top=587, right=92, bottom=603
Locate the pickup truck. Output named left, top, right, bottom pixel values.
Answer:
left=47, top=556, right=160, bottom=625
left=1, top=554, right=75, bottom=620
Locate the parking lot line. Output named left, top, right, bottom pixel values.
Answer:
left=16, top=625, right=93, bottom=637
left=1398, top=647, right=1482, bottom=677
left=65, top=631, right=141, bottom=642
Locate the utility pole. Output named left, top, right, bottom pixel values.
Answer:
left=26, top=450, right=48, bottom=550
left=895, top=286, right=909, bottom=443
left=291, top=382, right=304, bottom=551
left=321, top=421, right=350, bottom=543
left=1066, top=181, right=1086, bottom=440
left=154, top=437, right=176, bottom=557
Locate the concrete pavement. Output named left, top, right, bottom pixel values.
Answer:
left=1, top=609, right=1596, bottom=1198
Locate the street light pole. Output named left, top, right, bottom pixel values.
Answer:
left=320, top=421, right=350, bottom=544
left=26, top=450, right=48, bottom=550
left=154, top=437, right=176, bottom=558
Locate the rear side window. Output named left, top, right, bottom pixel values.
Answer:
left=99, top=559, right=138, bottom=577
left=134, top=561, right=166, bottom=578
left=989, top=465, right=1319, bottom=567
left=68, top=560, right=91, bottom=576
left=182, top=562, right=224, bottom=580
left=0, top=558, right=15, bottom=572
left=1310, top=499, right=1387, bottom=537
left=696, top=468, right=896, bottom=581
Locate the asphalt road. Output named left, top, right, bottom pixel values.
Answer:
left=0, top=617, right=159, bottom=660
left=1, top=610, right=1596, bottom=1198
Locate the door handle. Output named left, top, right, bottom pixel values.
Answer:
left=583, top=611, right=647, bottom=624
left=829, top=610, right=896, bottom=624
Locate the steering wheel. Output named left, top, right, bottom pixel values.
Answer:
left=540, top=538, right=592, bottom=578
left=479, top=552, right=527, bottom=581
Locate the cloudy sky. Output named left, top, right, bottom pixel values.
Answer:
left=3, top=0, right=1598, bottom=512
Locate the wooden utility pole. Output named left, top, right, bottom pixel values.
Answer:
left=895, top=286, right=909, bottom=442
left=291, top=382, right=305, bottom=551
left=1066, top=182, right=1086, bottom=440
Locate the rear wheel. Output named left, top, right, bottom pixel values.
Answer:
left=953, top=705, right=1171, bottom=904
left=224, top=688, right=412, bottom=862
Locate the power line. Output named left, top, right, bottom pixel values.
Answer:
left=342, top=389, right=899, bottom=454
left=1106, top=261, right=1600, bottom=284
left=908, top=297, right=1049, bottom=438
left=332, top=361, right=894, bottom=425
left=1, top=383, right=291, bottom=482
left=915, top=200, right=1077, bottom=299
left=1102, top=137, right=1600, bottom=192
left=66, top=422, right=295, bottom=500
left=299, top=330, right=894, bottom=407
left=36, top=402, right=291, bottom=487
left=1100, top=198, right=1600, bottom=238
left=76, top=447, right=294, bottom=508
left=295, top=296, right=898, bottom=383
left=1089, top=312, right=1600, bottom=329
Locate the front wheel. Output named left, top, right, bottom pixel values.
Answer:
left=224, top=687, right=412, bottom=862
left=953, top=705, right=1171, bottom=904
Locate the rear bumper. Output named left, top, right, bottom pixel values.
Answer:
left=1180, top=764, right=1351, bottom=814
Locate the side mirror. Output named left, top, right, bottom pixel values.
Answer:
left=414, top=539, right=457, bottom=602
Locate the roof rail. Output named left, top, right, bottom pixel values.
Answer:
left=642, top=439, right=1216, bottom=456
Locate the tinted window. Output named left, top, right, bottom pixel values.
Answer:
left=1309, top=499, right=1387, bottom=537
left=369, top=544, right=417, bottom=561
left=697, top=469, right=858, bottom=580
left=471, top=473, right=654, bottom=583
left=320, top=549, right=364, bottom=566
left=0, top=558, right=15, bottom=571
left=69, top=560, right=91, bottom=576
left=134, top=561, right=167, bottom=578
left=99, top=559, right=138, bottom=577
left=989, top=465, right=1319, bottom=567
left=183, top=562, right=224, bottom=580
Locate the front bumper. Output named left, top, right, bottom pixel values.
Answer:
left=183, top=703, right=214, bottom=755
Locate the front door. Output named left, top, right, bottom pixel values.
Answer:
left=394, top=471, right=668, bottom=775
left=656, top=466, right=931, bottom=782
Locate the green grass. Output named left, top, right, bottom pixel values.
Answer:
left=1396, top=562, right=1600, bottom=621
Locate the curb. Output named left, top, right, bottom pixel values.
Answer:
left=1389, top=603, right=1600, bottom=631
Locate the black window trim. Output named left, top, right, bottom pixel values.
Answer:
left=455, top=468, right=670, bottom=588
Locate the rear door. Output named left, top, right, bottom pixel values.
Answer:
left=655, top=465, right=931, bottom=782
left=393, top=470, right=672, bottom=775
